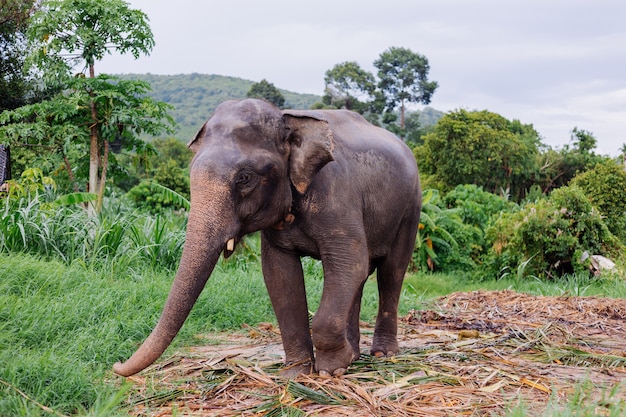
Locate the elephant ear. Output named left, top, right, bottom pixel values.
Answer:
left=283, top=113, right=335, bottom=195
left=187, top=120, right=208, bottom=153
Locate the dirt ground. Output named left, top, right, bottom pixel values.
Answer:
left=122, top=290, right=626, bottom=416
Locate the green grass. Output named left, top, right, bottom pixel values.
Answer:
left=2, top=250, right=626, bottom=415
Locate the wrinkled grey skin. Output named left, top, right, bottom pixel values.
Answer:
left=113, top=99, right=421, bottom=378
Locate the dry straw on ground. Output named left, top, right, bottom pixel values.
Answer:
left=122, top=290, right=626, bottom=416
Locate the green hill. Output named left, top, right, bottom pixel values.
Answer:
left=116, top=73, right=321, bottom=141
left=116, top=73, right=443, bottom=143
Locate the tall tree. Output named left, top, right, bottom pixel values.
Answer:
left=246, top=79, right=285, bottom=108
left=417, top=109, right=540, bottom=200
left=0, top=75, right=173, bottom=195
left=537, top=127, right=605, bottom=193
left=0, top=0, right=39, bottom=112
left=374, top=47, right=438, bottom=129
left=323, top=61, right=378, bottom=114
left=25, top=0, right=161, bottom=208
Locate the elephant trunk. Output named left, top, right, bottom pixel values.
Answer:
left=113, top=181, right=237, bottom=377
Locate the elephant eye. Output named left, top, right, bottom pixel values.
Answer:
left=235, top=169, right=256, bottom=186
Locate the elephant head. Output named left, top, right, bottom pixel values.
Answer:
left=113, top=99, right=334, bottom=376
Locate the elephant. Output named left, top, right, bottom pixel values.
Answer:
left=113, top=98, right=421, bottom=378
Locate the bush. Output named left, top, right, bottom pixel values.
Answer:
left=439, top=185, right=516, bottom=271
left=443, top=184, right=516, bottom=229
left=413, top=189, right=477, bottom=272
left=570, top=159, right=626, bottom=242
left=485, top=185, right=621, bottom=279
left=127, top=179, right=189, bottom=214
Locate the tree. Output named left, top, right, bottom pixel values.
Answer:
left=0, top=75, right=173, bottom=195
left=0, top=0, right=40, bottom=112
left=570, top=126, right=597, bottom=153
left=374, top=47, right=438, bottom=129
left=571, top=159, right=626, bottom=242
left=322, top=61, right=379, bottom=116
left=23, top=0, right=167, bottom=209
left=417, top=109, right=541, bottom=200
left=536, top=127, right=606, bottom=193
left=247, top=79, right=285, bottom=108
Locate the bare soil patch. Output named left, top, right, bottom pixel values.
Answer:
left=123, top=290, right=626, bottom=416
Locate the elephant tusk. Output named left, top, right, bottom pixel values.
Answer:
left=226, top=238, right=235, bottom=252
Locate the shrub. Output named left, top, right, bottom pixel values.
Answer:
left=440, top=185, right=517, bottom=270
left=443, top=184, right=516, bottom=229
left=126, top=179, right=190, bottom=214
left=485, top=185, right=620, bottom=279
left=413, top=189, right=477, bottom=272
left=570, top=159, right=626, bottom=242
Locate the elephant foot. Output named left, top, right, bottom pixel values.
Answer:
left=372, top=349, right=395, bottom=358
left=315, top=340, right=357, bottom=377
left=371, top=338, right=399, bottom=358
left=279, top=359, right=314, bottom=378
left=318, top=368, right=346, bottom=378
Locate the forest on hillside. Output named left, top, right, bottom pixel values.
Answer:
left=116, top=73, right=444, bottom=142
left=116, top=73, right=322, bottom=141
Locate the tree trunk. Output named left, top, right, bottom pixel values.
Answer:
left=96, top=138, right=109, bottom=211
left=87, top=63, right=99, bottom=214
left=62, top=152, right=79, bottom=193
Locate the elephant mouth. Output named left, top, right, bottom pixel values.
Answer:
left=223, top=237, right=237, bottom=258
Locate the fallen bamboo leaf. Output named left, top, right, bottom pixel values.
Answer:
left=480, top=380, right=509, bottom=393
left=519, top=377, right=551, bottom=393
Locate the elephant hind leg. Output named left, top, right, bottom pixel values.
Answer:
left=371, top=220, right=418, bottom=357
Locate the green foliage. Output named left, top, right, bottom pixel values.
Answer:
left=247, top=79, right=285, bottom=108
left=0, top=0, right=39, bottom=112
left=127, top=179, right=190, bottom=214
left=53, top=191, right=97, bottom=207
left=537, top=129, right=608, bottom=193
left=374, top=46, right=438, bottom=128
left=122, top=137, right=192, bottom=213
left=486, top=185, right=621, bottom=279
left=322, top=61, right=380, bottom=118
left=443, top=184, right=515, bottom=229
left=320, top=48, right=438, bottom=133
left=28, top=0, right=154, bottom=78
left=570, top=159, right=626, bottom=242
left=0, top=74, right=175, bottom=197
left=416, top=109, right=541, bottom=201
left=413, top=189, right=468, bottom=271
left=443, top=184, right=517, bottom=268
left=1, top=183, right=188, bottom=269
left=4, top=167, right=55, bottom=199
left=14, top=0, right=175, bottom=210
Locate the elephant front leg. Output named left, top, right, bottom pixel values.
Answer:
left=261, top=235, right=314, bottom=377
left=313, top=240, right=369, bottom=377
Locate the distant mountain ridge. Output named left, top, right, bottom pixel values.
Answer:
left=116, top=73, right=321, bottom=141
left=116, top=73, right=443, bottom=142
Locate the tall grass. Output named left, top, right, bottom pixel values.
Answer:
left=0, top=192, right=187, bottom=272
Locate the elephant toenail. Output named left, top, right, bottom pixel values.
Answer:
left=318, top=370, right=331, bottom=378
left=333, top=368, right=346, bottom=377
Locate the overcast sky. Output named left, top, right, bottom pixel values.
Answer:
left=98, top=0, right=626, bottom=156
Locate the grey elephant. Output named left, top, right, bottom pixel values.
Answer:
left=113, top=98, right=421, bottom=378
